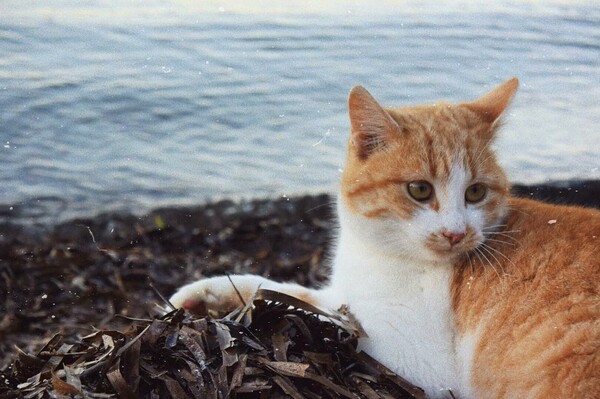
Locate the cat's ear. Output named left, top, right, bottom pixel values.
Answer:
left=463, top=77, right=518, bottom=124
left=348, top=85, right=401, bottom=160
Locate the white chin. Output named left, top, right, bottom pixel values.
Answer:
left=427, top=248, right=464, bottom=263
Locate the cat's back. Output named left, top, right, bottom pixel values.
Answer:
left=453, top=198, right=600, bottom=398
left=508, top=196, right=600, bottom=256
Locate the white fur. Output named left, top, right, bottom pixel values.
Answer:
left=170, top=162, right=490, bottom=398
left=330, top=201, right=465, bottom=398
left=456, top=327, right=479, bottom=399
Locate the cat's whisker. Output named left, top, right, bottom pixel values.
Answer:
left=482, top=223, right=518, bottom=233
left=478, top=244, right=509, bottom=277
left=483, top=232, right=519, bottom=243
left=483, top=230, right=519, bottom=239
left=477, top=245, right=501, bottom=268
left=471, top=247, right=486, bottom=267
left=481, top=243, right=517, bottom=273
left=474, top=246, right=502, bottom=281
left=484, top=229, right=521, bottom=236
left=464, top=252, right=476, bottom=276
left=483, top=237, right=516, bottom=247
left=482, top=224, right=508, bottom=231
left=478, top=246, right=506, bottom=280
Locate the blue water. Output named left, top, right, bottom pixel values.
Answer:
left=1, top=0, right=599, bottom=224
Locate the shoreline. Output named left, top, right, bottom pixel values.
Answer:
left=1, top=180, right=599, bottom=369
left=1, top=179, right=599, bottom=230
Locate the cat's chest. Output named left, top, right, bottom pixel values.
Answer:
left=333, top=253, right=466, bottom=397
left=346, top=265, right=456, bottom=355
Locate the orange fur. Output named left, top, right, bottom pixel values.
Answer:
left=452, top=198, right=600, bottom=397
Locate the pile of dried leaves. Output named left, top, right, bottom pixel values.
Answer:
left=1, top=289, right=423, bottom=398
left=0, top=194, right=334, bottom=370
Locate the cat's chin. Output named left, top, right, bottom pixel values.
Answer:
left=424, top=250, right=464, bottom=264
left=423, top=242, right=479, bottom=264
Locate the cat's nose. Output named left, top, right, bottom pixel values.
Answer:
left=442, top=231, right=466, bottom=245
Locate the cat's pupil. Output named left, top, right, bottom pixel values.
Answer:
left=407, top=181, right=434, bottom=202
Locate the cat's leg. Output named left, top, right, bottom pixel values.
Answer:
left=169, top=274, right=340, bottom=315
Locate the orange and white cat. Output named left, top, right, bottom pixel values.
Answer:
left=170, top=78, right=600, bottom=398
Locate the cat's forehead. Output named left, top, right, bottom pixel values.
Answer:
left=387, top=103, right=482, bottom=139
left=381, top=103, right=495, bottom=180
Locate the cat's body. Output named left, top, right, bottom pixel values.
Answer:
left=170, top=78, right=600, bottom=398
left=452, top=197, right=600, bottom=398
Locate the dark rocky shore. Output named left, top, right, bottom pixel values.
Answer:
left=0, top=180, right=598, bottom=396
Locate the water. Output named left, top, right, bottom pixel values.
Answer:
left=1, top=0, right=599, bottom=225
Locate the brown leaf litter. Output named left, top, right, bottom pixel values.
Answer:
left=1, top=288, right=424, bottom=398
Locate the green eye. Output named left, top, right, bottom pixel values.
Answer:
left=465, top=183, right=487, bottom=203
left=407, top=181, right=434, bottom=202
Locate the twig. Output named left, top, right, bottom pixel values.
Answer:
left=150, top=283, right=176, bottom=311
left=225, top=272, right=246, bottom=307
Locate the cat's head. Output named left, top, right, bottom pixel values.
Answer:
left=339, top=78, right=518, bottom=263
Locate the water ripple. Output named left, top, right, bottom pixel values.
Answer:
left=0, top=1, right=598, bottom=224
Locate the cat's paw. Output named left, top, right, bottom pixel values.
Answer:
left=169, top=276, right=246, bottom=316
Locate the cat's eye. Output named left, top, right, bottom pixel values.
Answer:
left=465, top=183, right=487, bottom=203
left=407, top=181, right=434, bottom=202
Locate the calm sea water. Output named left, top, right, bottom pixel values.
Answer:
left=1, top=0, right=599, bottom=225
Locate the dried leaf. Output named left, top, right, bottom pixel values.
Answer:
left=50, top=373, right=81, bottom=395
left=272, top=375, right=307, bottom=399
left=228, top=353, right=247, bottom=393
left=41, top=343, right=73, bottom=376
left=164, top=331, right=179, bottom=349
left=351, top=374, right=382, bottom=399
left=178, top=325, right=207, bottom=370
left=272, top=332, right=289, bottom=362
left=161, top=375, right=188, bottom=398
left=284, top=314, right=314, bottom=344
left=144, top=319, right=169, bottom=345
left=356, top=351, right=425, bottom=399
left=213, top=321, right=234, bottom=351
left=304, top=371, right=356, bottom=399
left=256, top=289, right=332, bottom=318
left=120, top=337, right=141, bottom=394
left=106, top=359, right=136, bottom=399
left=13, top=348, right=45, bottom=380
left=260, top=360, right=310, bottom=378
left=303, top=351, right=334, bottom=366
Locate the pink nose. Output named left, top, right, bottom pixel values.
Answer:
left=443, top=231, right=466, bottom=245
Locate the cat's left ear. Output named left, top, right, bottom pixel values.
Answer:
left=348, top=85, right=401, bottom=160
left=462, top=77, right=519, bottom=124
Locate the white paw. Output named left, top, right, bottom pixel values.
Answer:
left=169, top=276, right=244, bottom=315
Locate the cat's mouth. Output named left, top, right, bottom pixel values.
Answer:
left=424, top=233, right=480, bottom=258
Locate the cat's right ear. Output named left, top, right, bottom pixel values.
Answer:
left=462, top=77, right=519, bottom=124
left=348, top=86, right=401, bottom=160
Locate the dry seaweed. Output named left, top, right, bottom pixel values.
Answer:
left=0, top=195, right=334, bottom=370
left=1, top=289, right=424, bottom=399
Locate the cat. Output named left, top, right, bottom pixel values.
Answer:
left=170, top=77, right=600, bottom=398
